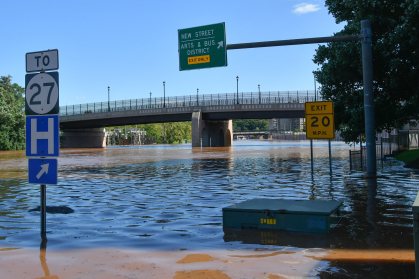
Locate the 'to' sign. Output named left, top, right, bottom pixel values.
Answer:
left=25, top=72, right=59, bottom=115
left=26, top=49, right=59, bottom=73
left=305, top=101, right=334, bottom=139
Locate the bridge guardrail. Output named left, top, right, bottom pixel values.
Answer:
left=60, top=90, right=322, bottom=116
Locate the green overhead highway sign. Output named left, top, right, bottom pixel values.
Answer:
left=178, top=22, right=227, bottom=71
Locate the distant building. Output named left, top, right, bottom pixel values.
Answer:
left=269, top=118, right=305, bottom=132
left=269, top=119, right=278, bottom=131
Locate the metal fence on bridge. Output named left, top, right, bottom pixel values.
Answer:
left=59, top=90, right=320, bottom=116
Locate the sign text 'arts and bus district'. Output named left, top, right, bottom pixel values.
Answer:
left=178, top=22, right=227, bottom=71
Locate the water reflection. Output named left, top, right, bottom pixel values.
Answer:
left=37, top=234, right=59, bottom=279
left=366, top=178, right=381, bottom=249
left=223, top=227, right=338, bottom=248
left=0, top=141, right=417, bottom=277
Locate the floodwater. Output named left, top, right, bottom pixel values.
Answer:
left=0, top=140, right=417, bottom=278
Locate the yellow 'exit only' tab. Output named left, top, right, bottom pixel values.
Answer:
left=188, top=55, right=210, bottom=65
left=305, top=101, right=333, bottom=115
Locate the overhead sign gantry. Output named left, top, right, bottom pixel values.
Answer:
left=178, top=20, right=376, bottom=177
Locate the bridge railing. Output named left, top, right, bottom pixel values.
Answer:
left=59, top=90, right=322, bottom=116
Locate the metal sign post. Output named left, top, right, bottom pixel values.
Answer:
left=25, top=49, right=60, bottom=234
left=40, top=184, right=46, bottom=233
left=311, top=83, right=317, bottom=176
left=329, top=140, right=332, bottom=176
left=305, top=101, right=334, bottom=176
left=310, top=140, right=314, bottom=175
left=360, top=20, right=376, bottom=177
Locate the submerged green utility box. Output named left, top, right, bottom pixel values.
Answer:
left=222, top=199, right=343, bottom=234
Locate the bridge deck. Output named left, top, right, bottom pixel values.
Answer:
left=60, top=103, right=306, bottom=129
left=60, top=92, right=320, bottom=129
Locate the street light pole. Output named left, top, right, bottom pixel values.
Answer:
left=258, top=84, right=261, bottom=104
left=197, top=88, right=199, bottom=104
left=236, top=76, right=239, bottom=104
left=150, top=92, right=152, bottom=108
left=311, top=73, right=315, bottom=175
left=163, top=81, right=166, bottom=143
left=361, top=19, right=376, bottom=177
left=108, top=86, right=110, bottom=111
left=163, top=81, right=166, bottom=108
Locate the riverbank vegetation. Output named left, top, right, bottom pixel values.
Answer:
left=233, top=119, right=269, bottom=132
left=395, top=149, right=419, bottom=165
left=106, top=122, right=192, bottom=144
left=0, top=76, right=25, bottom=150
left=108, top=119, right=269, bottom=144
left=314, top=0, right=419, bottom=143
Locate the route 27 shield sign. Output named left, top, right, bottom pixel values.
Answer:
left=25, top=72, right=59, bottom=115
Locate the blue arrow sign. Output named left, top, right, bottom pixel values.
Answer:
left=28, top=158, right=58, bottom=185
left=26, top=115, right=59, bottom=157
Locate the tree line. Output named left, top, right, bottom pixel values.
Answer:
left=0, top=76, right=25, bottom=150
left=233, top=119, right=269, bottom=132
left=314, top=0, right=419, bottom=143
left=106, top=122, right=192, bottom=144
left=109, top=119, right=270, bottom=145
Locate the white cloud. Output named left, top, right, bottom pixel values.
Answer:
left=76, top=96, right=86, bottom=100
left=293, top=3, right=320, bottom=15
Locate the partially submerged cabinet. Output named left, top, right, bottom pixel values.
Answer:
left=223, top=199, right=343, bottom=234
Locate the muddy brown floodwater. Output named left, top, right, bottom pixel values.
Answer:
left=0, top=140, right=417, bottom=278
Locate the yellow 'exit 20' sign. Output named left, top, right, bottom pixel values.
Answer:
left=305, top=101, right=334, bottom=139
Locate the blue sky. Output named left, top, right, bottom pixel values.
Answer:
left=3, top=0, right=345, bottom=106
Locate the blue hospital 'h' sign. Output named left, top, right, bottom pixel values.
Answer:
left=26, top=115, right=59, bottom=157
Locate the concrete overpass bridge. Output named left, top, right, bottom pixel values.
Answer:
left=59, top=91, right=320, bottom=148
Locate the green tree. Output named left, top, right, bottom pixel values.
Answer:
left=182, top=122, right=192, bottom=141
left=106, top=122, right=192, bottom=144
left=0, top=76, right=25, bottom=150
left=233, top=119, right=269, bottom=132
left=313, top=0, right=419, bottom=143
left=165, top=122, right=186, bottom=143
left=141, top=123, right=163, bottom=143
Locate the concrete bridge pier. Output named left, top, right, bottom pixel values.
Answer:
left=61, top=128, right=107, bottom=148
left=192, top=109, right=233, bottom=147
